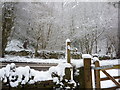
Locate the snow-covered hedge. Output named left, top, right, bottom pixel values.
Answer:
left=0, top=63, right=76, bottom=88
left=5, top=40, right=81, bottom=59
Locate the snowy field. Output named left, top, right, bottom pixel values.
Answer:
left=0, top=55, right=120, bottom=88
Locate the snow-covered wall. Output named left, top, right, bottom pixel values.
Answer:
left=0, top=62, right=75, bottom=88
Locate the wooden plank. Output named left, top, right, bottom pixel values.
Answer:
left=94, top=61, right=101, bottom=88
left=101, top=76, right=120, bottom=81
left=94, top=64, right=120, bottom=70
left=102, top=70, right=120, bottom=87
left=84, top=58, right=93, bottom=89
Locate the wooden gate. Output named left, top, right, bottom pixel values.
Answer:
left=94, top=61, right=120, bottom=89
left=79, top=56, right=120, bottom=89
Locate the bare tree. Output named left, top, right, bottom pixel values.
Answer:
left=74, top=29, right=104, bottom=54
left=6, top=2, right=117, bottom=53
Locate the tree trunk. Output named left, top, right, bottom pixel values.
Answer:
left=2, top=2, right=15, bottom=57
left=35, top=39, right=39, bottom=57
left=0, top=25, right=2, bottom=57
left=35, top=43, right=38, bottom=57
left=0, top=3, right=2, bottom=57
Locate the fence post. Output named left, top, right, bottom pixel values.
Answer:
left=94, top=61, right=101, bottom=88
left=66, top=39, right=71, bottom=63
left=83, top=54, right=93, bottom=89
left=64, top=39, right=72, bottom=80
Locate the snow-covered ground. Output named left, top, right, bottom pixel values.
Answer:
left=0, top=55, right=83, bottom=68
left=100, top=69, right=120, bottom=88
left=0, top=55, right=120, bottom=88
left=1, top=55, right=120, bottom=67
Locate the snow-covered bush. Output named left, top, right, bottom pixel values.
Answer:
left=5, top=40, right=25, bottom=52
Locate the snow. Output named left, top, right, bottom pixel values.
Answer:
left=92, top=57, right=99, bottom=63
left=82, top=54, right=92, bottom=59
left=99, top=59, right=119, bottom=66
left=65, top=39, right=71, bottom=61
left=5, top=39, right=33, bottom=52
left=66, top=39, right=71, bottom=43
left=100, top=69, right=120, bottom=78
left=0, top=55, right=84, bottom=68
left=67, top=45, right=71, bottom=50
left=0, top=62, right=75, bottom=87
left=101, top=79, right=118, bottom=88
left=92, top=68, right=120, bottom=88
left=1, top=55, right=120, bottom=88
left=100, top=69, right=120, bottom=88
left=49, top=62, right=72, bottom=81
left=71, top=59, right=83, bottom=68
left=0, top=55, right=65, bottom=63
left=1, top=55, right=120, bottom=68
left=5, top=39, right=23, bottom=51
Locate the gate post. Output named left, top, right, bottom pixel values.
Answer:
left=94, top=61, right=101, bottom=88
left=82, top=54, right=93, bottom=89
